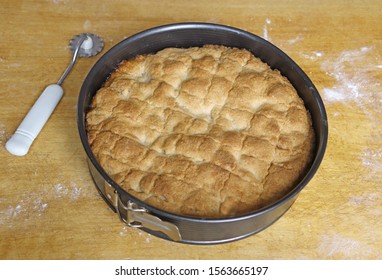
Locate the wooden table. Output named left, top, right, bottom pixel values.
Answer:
left=1, top=0, right=381, bottom=260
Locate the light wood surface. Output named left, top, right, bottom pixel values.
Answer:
left=1, top=0, right=381, bottom=260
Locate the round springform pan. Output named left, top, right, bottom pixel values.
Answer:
left=77, top=22, right=328, bottom=244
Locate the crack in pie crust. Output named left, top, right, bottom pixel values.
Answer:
left=86, top=45, right=315, bottom=218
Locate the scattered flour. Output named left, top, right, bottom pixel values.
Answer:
left=360, top=146, right=382, bottom=180
left=0, top=192, right=48, bottom=226
left=0, top=179, right=94, bottom=227
left=139, top=231, right=152, bottom=243
left=321, top=46, right=381, bottom=108
left=361, top=149, right=382, bottom=175
left=348, top=185, right=382, bottom=216
left=287, top=35, right=304, bottom=45
left=299, top=51, right=323, bottom=61
left=119, top=226, right=128, bottom=236
left=348, top=192, right=381, bottom=207
left=263, top=18, right=272, bottom=41
left=318, top=233, right=375, bottom=258
left=321, top=88, right=347, bottom=102
left=50, top=0, right=69, bottom=5
left=119, top=226, right=152, bottom=243
left=53, top=179, right=91, bottom=202
left=8, top=63, right=22, bottom=68
left=83, top=19, right=92, bottom=30
left=321, top=46, right=382, bottom=175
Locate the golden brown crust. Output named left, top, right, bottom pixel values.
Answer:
left=86, top=45, right=315, bottom=218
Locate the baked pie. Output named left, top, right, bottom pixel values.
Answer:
left=86, top=45, right=315, bottom=218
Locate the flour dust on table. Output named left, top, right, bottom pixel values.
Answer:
left=0, top=178, right=97, bottom=228
left=263, top=18, right=272, bottom=41
left=321, top=46, right=382, bottom=110
left=318, top=233, right=377, bottom=259
left=320, top=46, right=382, bottom=175
left=0, top=192, right=49, bottom=227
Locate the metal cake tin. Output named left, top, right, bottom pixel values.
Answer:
left=77, top=22, right=328, bottom=244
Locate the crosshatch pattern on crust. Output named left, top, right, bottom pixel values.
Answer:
left=86, top=45, right=315, bottom=218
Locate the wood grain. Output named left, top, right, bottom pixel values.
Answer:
left=1, top=0, right=381, bottom=259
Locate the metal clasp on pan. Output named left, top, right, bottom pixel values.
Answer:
left=104, top=182, right=182, bottom=242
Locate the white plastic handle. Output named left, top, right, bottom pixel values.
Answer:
left=5, top=84, right=64, bottom=156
